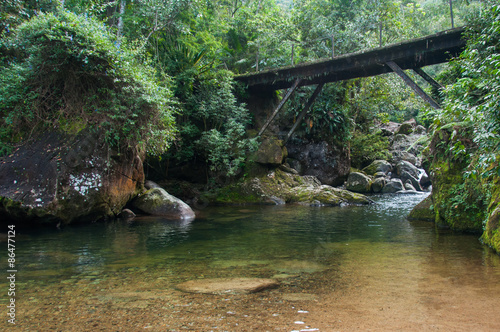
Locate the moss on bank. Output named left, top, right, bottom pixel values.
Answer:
left=409, top=124, right=500, bottom=254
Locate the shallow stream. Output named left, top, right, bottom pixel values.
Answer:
left=2, top=193, right=500, bottom=331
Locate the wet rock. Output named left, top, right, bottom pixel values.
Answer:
left=396, top=161, right=420, bottom=179
left=0, top=131, right=144, bottom=225
left=362, top=160, right=392, bottom=175
left=400, top=170, right=422, bottom=191
left=176, top=278, right=279, bottom=295
left=289, top=184, right=372, bottom=206
left=132, top=188, right=195, bottom=220
left=371, top=177, right=386, bottom=193
left=408, top=195, right=434, bottom=222
left=382, top=179, right=404, bottom=193
left=211, top=169, right=372, bottom=206
left=392, top=151, right=418, bottom=166
left=346, top=172, right=372, bottom=193
left=286, top=138, right=350, bottom=186
left=254, top=137, right=287, bottom=165
left=404, top=182, right=417, bottom=191
left=374, top=172, right=386, bottom=178
left=118, top=209, right=136, bottom=220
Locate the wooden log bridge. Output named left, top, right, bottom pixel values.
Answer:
left=235, top=27, right=466, bottom=138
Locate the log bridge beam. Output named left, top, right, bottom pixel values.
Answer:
left=241, top=27, right=466, bottom=136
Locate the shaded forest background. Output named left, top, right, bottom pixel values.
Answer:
left=0, top=0, right=498, bottom=184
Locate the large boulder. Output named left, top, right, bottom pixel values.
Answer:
left=0, top=131, right=144, bottom=225
left=286, top=138, right=350, bottom=186
left=382, top=179, right=404, bottom=193
left=346, top=172, right=372, bottom=193
left=132, top=187, right=195, bottom=220
left=210, top=169, right=372, bottom=206
left=371, top=177, right=386, bottom=193
left=362, top=160, right=392, bottom=176
left=407, top=195, right=434, bottom=222
left=254, top=137, right=287, bottom=165
left=396, top=160, right=420, bottom=179
left=400, top=170, right=423, bottom=191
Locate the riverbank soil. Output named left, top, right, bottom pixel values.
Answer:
left=3, top=236, right=500, bottom=331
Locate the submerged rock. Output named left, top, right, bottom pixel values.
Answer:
left=176, top=278, right=279, bottom=295
left=132, top=187, right=195, bottom=220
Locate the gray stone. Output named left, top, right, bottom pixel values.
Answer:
left=374, top=172, right=386, bottom=178
left=396, top=160, right=420, bottom=179
left=371, top=177, right=386, bottom=193
left=118, top=208, right=136, bottom=220
left=404, top=182, right=416, bottom=191
left=382, top=179, right=404, bottom=193
left=286, top=139, right=350, bottom=186
left=145, top=180, right=161, bottom=189
left=133, top=188, right=195, bottom=220
left=392, top=151, right=418, bottom=166
left=362, top=160, right=392, bottom=175
left=346, top=172, right=373, bottom=193
left=400, top=170, right=423, bottom=191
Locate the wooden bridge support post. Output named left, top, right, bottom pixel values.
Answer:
left=413, top=67, right=444, bottom=91
left=386, top=61, right=441, bottom=109
left=284, top=83, right=325, bottom=144
left=258, top=78, right=302, bottom=137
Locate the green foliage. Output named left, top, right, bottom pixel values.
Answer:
left=350, top=131, right=391, bottom=168
left=437, top=3, right=500, bottom=176
left=0, top=10, right=176, bottom=156
left=438, top=173, right=491, bottom=231
left=287, top=83, right=351, bottom=142
left=168, top=70, right=259, bottom=179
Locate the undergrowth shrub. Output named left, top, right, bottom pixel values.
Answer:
left=0, top=10, right=176, bottom=156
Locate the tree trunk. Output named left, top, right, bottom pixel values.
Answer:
left=117, top=0, right=126, bottom=48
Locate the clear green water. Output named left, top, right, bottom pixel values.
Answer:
left=6, top=193, right=499, bottom=284
left=2, top=193, right=500, bottom=330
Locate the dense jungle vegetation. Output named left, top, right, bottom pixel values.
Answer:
left=0, top=0, right=498, bottom=182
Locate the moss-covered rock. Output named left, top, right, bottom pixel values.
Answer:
left=362, top=160, right=392, bottom=176
left=132, top=187, right=195, bottom=220
left=346, top=172, right=372, bottom=193
left=254, top=137, right=287, bottom=165
left=209, top=169, right=372, bottom=206
left=427, top=126, right=487, bottom=232
left=407, top=195, right=435, bottom=222
left=481, top=177, right=500, bottom=253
